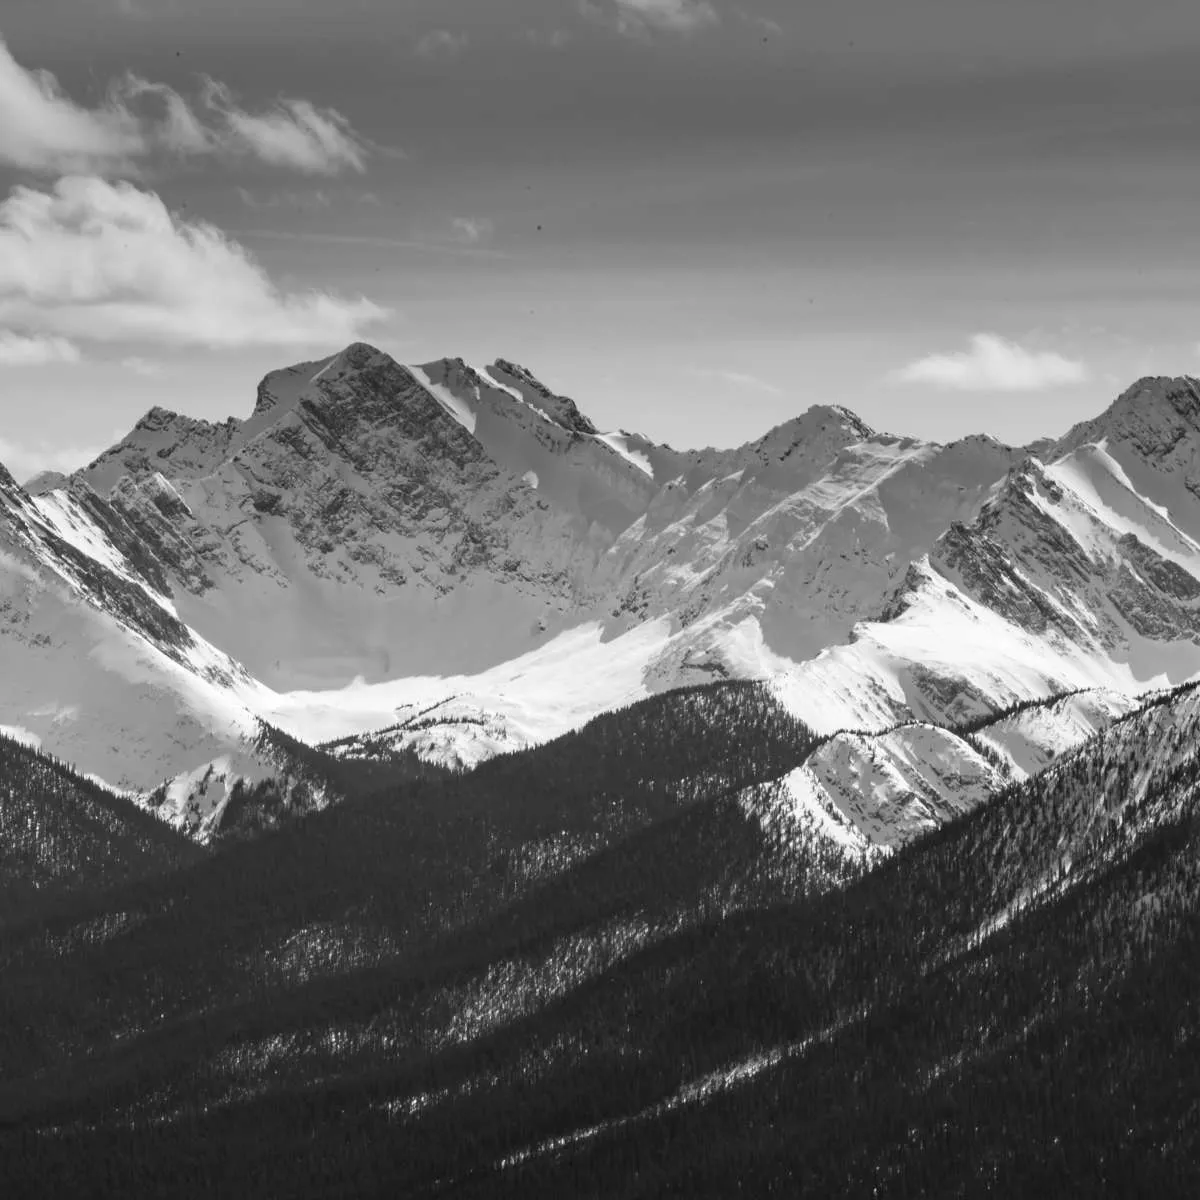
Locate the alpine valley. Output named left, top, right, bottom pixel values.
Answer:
left=4, top=348, right=1200, bottom=1195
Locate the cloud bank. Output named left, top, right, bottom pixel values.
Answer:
left=0, top=36, right=371, bottom=175
left=0, top=176, right=388, bottom=349
left=894, top=333, right=1088, bottom=391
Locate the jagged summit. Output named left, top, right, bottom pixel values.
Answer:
left=741, top=403, right=876, bottom=467
left=490, top=358, right=598, bottom=435
left=1056, top=374, right=1200, bottom=458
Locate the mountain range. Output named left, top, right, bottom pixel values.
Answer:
left=4, top=345, right=1200, bottom=847
left=6, top=350, right=1200, bottom=1193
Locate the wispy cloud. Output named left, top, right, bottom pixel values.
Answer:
left=230, top=226, right=513, bottom=258
left=892, top=334, right=1088, bottom=391
left=581, top=0, right=720, bottom=38
left=415, top=30, right=469, bottom=59
left=0, top=331, right=80, bottom=366
left=235, top=186, right=334, bottom=210
left=689, top=366, right=783, bottom=396
left=199, top=77, right=370, bottom=174
left=0, top=176, right=388, bottom=348
left=0, top=35, right=374, bottom=175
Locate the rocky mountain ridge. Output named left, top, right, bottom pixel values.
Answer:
left=4, top=344, right=1200, bottom=848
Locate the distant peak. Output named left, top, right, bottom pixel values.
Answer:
left=338, top=341, right=389, bottom=369
left=252, top=344, right=395, bottom=420
left=421, top=356, right=484, bottom=390
left=24, top=469, right=68, bottom=496
left=134, top=405, right=185, bottom=431
left=1055, top=374, right=1200, bottom=462
left=1102, top=375, right=1200, bottom=422
left=816, top=403, right=875, bottom=440
left=785, top=404, right=875, bottom=441
left=492, top=357, right=551, bottom=396
left=490, top=358, right=598, bottom=435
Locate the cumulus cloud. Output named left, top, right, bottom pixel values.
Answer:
left=0, top=331, right=80, bottom=366
left=0, top=176, right=388, bottom=349
left=581, top=0, right=720, bottom=37
left=415, top=30, right=469, bottom=59
left=0, top=35, right=371, bottom=175
left=893, top=334, right=1088, bottom=391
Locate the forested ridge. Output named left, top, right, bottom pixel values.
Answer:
left=1, top=681, right=1199, bottom=1196
left=0, top=733, right=204, bottom=920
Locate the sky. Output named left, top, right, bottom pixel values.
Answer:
left=3, top=0, right=1200, bottom=478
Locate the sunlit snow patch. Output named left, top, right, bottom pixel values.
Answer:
left=262, top=619, right=674, bottom=768
left=593, top=432, right=654, bottom=478
left=0, top=724, right=42, bottom=749
left=408, top=364, right=478, bottom=434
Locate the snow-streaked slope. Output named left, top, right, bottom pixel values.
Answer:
left=407, top=363, right=478, bottom=434
left=599, top=426, right=1020, bottom=669
left=741, top=688, right=1137, bottom=857
left=267, top=618, right=673, bottom=769
left=413, top=357, right=663, bottom=545
left=0, top=542, right=260, bottom=790
left=593, top=432, right=654, bottom=478
left=793, top=723, right=1003, bottom=848
left=973, top=689, right=1137, bottom=779
left=15, top=351, right=1200, bottom=853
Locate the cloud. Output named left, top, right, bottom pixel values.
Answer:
left=581, top=0, right=720, bottom=37
left=0, top=35, right=372, bottom=175
left=120, top=356, right=162, bottom=377
left=450, top=216, right=494, bottom=244
left=689, top=366, right=783, bottom=396
left=415, top=30, right=469, bottom=59
left=235, top=186, right=334, bottom=210
left=0, top=331, right=80, bottom=366
left=0, top=434, right=108, bottom=482
left=230, top=226, right=513, bottom=258
left=199, top=78, right=369, bottom=174
left=0, top=38, right=144, bottom=173
left=893, top=334, right=1088, bottom=391
left=0, top=176, right=388, bottom=349
left=522, top=28, right=574, bottom=50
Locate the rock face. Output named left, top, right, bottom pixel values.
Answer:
left=79, top=345, right=592, bottom=687
left=5, top=347, right=1200, bottom=847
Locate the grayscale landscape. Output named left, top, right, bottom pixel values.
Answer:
left=2, top=3, right=1199, bottom=1196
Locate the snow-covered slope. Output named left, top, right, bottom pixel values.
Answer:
left=0, top=460, right=262, bottom=789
